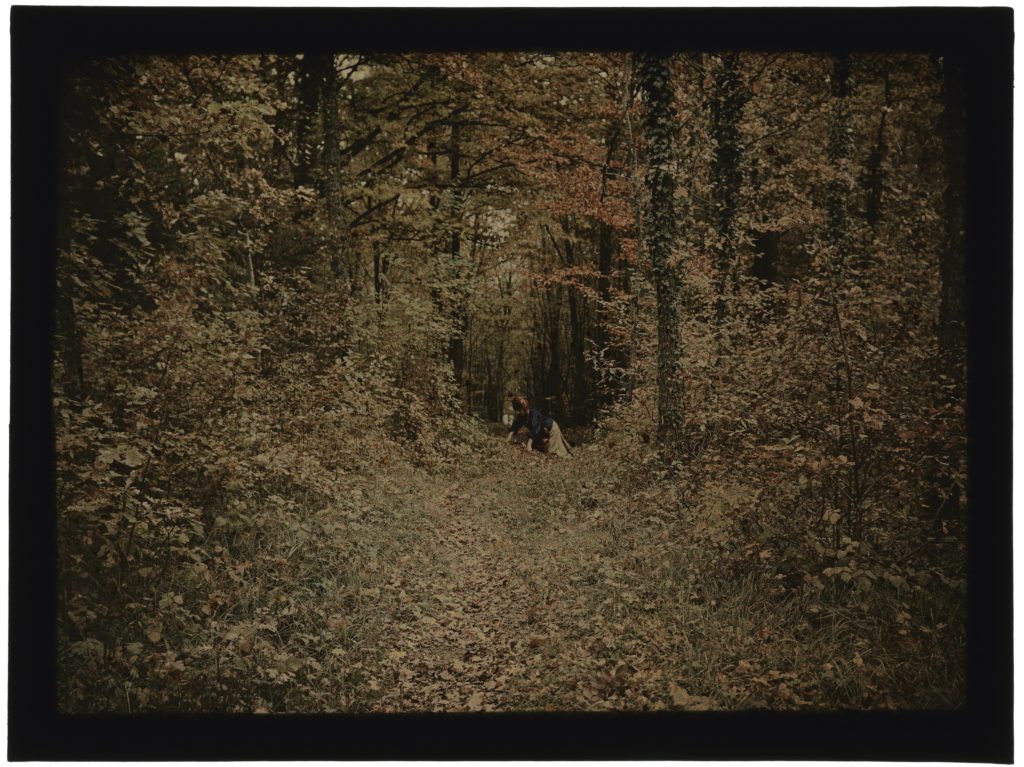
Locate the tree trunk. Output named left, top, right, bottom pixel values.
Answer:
left=592, top=222, right=617, bottom=407
left=826, top=53, right=853, bottom=271
left=596, top=221, right=613, bottom=310
left=293, top=54, right=323, bottom=190
left=545, top=288, right=564, bottom=420
left=708, top=53, right=748, bottom=324
left=638, top=52, right=685, bottom=453
left=567, top=277, right=588, bottom=423
left=318, top=55, right=355, bottom=292
left=446, top=120, right=467, bottom=389
left=864, top=67, right=892, bottom=232
left=560, top=219, right=590, bottom=424
left=319, top=55, right=341, bottom=215
left=594, top=115, right=626, bottom=409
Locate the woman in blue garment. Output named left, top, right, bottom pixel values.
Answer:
left=506, top=395, right=572, bottom=457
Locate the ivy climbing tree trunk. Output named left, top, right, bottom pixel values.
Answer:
left=864, top=65, right=892, bottom=233
left=638, top=52, right=685, bottom=453
left=708, top=53, right=749, bottom=325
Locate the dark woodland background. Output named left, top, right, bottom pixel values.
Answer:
left=10, top=7, right=1012, bottom=761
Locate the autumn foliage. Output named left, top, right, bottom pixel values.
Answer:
left=53, top=51, right=967, bottom=713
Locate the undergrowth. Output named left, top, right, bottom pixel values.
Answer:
left=58, top=390, right=964, bottom=712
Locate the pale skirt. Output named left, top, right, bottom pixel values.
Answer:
left=545, top=421, right=572, bottom=457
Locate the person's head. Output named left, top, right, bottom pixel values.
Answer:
left=510, top=395, right=529, bottom=415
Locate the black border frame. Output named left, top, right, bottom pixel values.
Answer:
left=10, top=6, right=1013, bottom=761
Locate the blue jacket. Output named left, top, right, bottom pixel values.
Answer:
left=509, top=407, right=553, bottom=451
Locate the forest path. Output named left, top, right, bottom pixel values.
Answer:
left=362, top=443, right=704, bottom=712
left=340, top=435, right=955, bottom=714
left=373, top=476, right=547, bottom=710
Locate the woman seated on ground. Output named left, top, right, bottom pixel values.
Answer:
left=506, top=395, right=572, bottom=457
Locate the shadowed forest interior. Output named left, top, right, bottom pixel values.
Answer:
left=54, top=48, right=972, bottom=714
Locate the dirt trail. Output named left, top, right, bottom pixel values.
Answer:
left=371, top=475, right=548, bottom=711
left=361, top=449, right=699, bottom=713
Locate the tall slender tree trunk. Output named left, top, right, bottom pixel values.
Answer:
left=708, top=53, right=748, bottom=324
left=593, top=222, right=619, bottom=407
left=293, top=54, right=323, bottom=191
left=318, top=55, right=354, bottom=291
left=320, top=56, right=341, bottom=214
left=593, top=114, right=626, bottom=409
left=864, top=67, right=892, bottom=233
left=826, top=53, right=853, bottom=271
left=638, top=52, right=685, bottom=453
left=428, top=136, right=445, bottom=316
left=545, top=283, right=565, bottom=420
left=373, top=240, right=391, bottom=322
left=567, top=272, right=588, bottom=423
left=446, top=120, right=467, bottom=390
left=559, top=219, right=590, bottom=424
left=545, top=211, right=596, bottom=424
